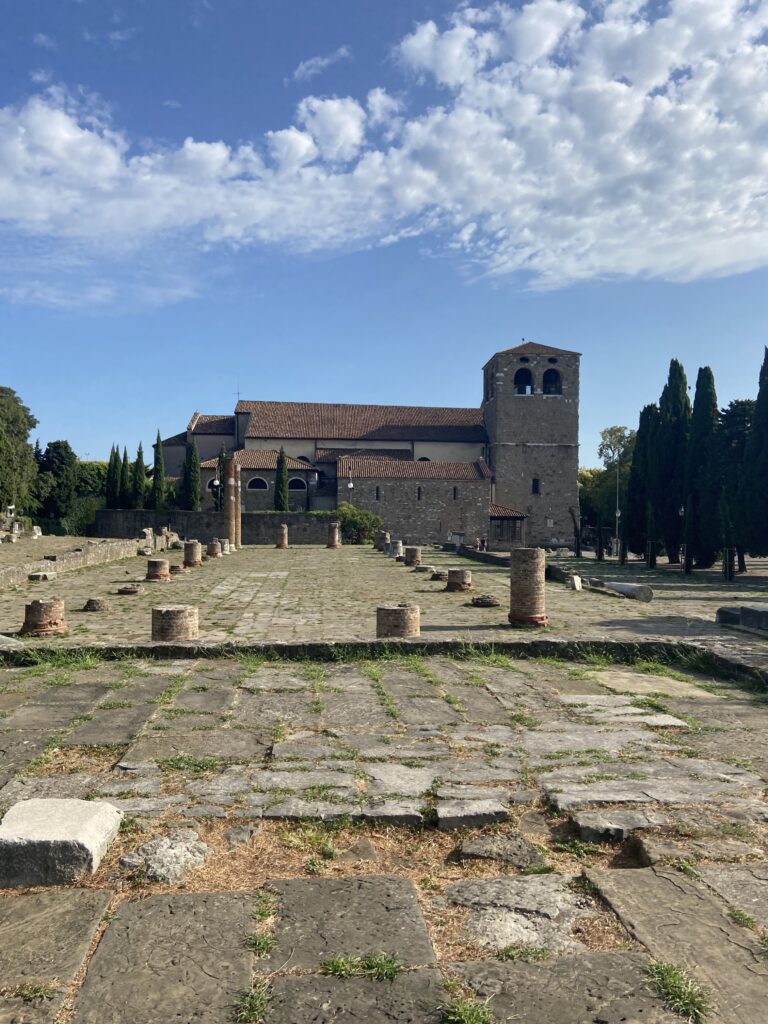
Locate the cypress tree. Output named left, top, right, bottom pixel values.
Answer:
left=743, top=348, right=768, bottom=555
left=118, top=447, right=132, bottom=508
left=132, top=443, right=148, bottom=509
left=653, top=359, right=691, bottom=563
left=717, top=399, right=755, bottom=571
left=624, top=404, right=658, bottom=556
left=684, top=367, right=720, bottom=569
left=148, top=430, right=166, bottom=510
left=274, top=447, right=288, bottom=512
left=188, top=438, right=201, bottom=512
left=105, top=445, right=119, bottom=509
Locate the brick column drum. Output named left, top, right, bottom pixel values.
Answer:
left=376, top=603, right=420, bottom=638
left=405, top=546, right=421, bottom=567
left=327, top=521, right=341, bottom=549
left=509, top=547, right=547, bottom=626
left=276, top=523, right=288, bottom=549
left=206, top=541, right=222, bottom=558
left=183, top=540, right=202, bottom=568
left=151, top=605, right=199, bottom=642
left=446, top=569, right=473, bottom=592
left=225, top=456, right=237, bottom=553
left=145, top=559, right=171, bottom=582
left=234, top=465, right=242, bottom=549
left=20, top=598, right=68, bottom=636
left=390, top=540, right=403, bottom=558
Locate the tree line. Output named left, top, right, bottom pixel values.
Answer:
left=580, top=348, right=768, bottom=570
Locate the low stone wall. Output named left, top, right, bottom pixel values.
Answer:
left=0, top=539, right=140, bottom=590
left=458, top=546, right=510, bottom=568
left=94, top=509, right=336, bottom=545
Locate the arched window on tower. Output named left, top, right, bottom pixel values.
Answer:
left=288, top=478, right=307, bottom=491
left=514, top=368, right=534, bottom=395
left=543, top=368, right=562, bottom=395
left=247, top=477, right=268, bottom=490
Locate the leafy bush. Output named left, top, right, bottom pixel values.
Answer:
left=335, top=501, right=382, bottom=544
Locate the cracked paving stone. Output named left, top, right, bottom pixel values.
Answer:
left=71, top=894, right=253, bottom=1024
left=436, top=797, right=508, bottom=830
left=255, top=876, right=436, bottom=970
left=0, top=995, right=64, bottom=1023
left=0, top=735, right=50, bottom=788
left=60, top=707, right=154, bottom=746
left=636, top=835, right=764, bottom=867
left=359, top=800, right=424, bottom=825
left=448, top=952, right=678, bottom=1024
left=444, top=874, right=595, bottom=952
left=522, top=722, right=667, bottom=756
left=262, top=969, right=444, bottom=1024
left=256, top=797, right=359, bottom=820
left=572, top=808, right=668, bottom=842
left=459, top=833, right=547, bottom=868
left=118, top=730, right=270, bottom=768
left=0, top=773, right=96, bottom=812
left=698, top=863, right=768, bottom=928
left=0, top=890, right=112, bottom=988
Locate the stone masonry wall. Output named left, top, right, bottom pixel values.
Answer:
left=94, top=510, right=335, bottom=545
left=350, top=478, right=490, bottom=544
left=0, top=539, right=139, bottom=590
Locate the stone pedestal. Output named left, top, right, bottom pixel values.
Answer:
left=376, top=604, right=420, bottom=638
left=183, top=540, right=202, bottom=568
left=206, top=541, right=222, bottom=559
left=151, top=605, right=199, bottom=642
left=220, top=538, right=231, bottom=555
left=20, top=599, right=67, bottom=636
left=509, top=547, right=547, bottom=626
left=405, top=546, right=422, bottom=567
left=390, top=540, right=403, bottom=558
left=276, top=524, right=289, bottom=549
left=145, top=559, right=171, bottom=582
left=327, top=521, right=341, bottom=549
left=446, top=569, right=473, bottom=592
left=169, top=564, right=187, bottom=576
left=83, top=598, right=110, bottom=612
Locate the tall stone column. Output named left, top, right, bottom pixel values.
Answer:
left=509, top=548, right=547, bottom=626
left=234, top=465, right=242, bottom=549
left=225, top=457, right=237, bottom=553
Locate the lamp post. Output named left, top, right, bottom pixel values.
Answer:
left=678, top=504, right=688, bottom=571
left=212, top=477, right=222, bottom=513
left=614, top=458, right=621, bottom=559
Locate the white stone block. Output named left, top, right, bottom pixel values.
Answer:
left=568, top=574, right=582, bottom=591
left=0, top=798, right=122, bottom=887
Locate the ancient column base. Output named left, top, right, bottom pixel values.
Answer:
left=446, top=569, right=473, bottom=592
left=508, top=612, right=548, bottom=627
left=145, top=559, right=171, bottom=581
left=20, top=599, right=68, bottom=636
left=152, top=605, right=199, bottom=642
left=376, top=603, right=420, bottom=638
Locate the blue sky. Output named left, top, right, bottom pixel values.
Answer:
left=2, top=0, right=767, bottom=464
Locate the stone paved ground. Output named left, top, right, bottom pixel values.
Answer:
left=2, top=650, right=768, bottom=1021
left=0, top=536, right=97, bottom=570
left=1, top=545, right=767, bottom=667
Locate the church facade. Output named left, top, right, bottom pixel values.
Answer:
left=161, top=341, right=580, bottom=548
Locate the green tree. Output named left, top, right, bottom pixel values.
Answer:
left=683, top=367, right=720, bottom=569
left=625, top=404, right=660, bottom=556
left=105, top=446, right=120, bottom=509
left=180, top=440, right=201, bottom=511
left=0, top=387, right=38, bottom=513
left=336, top=501, right=382, bottom=543
left=274, top=446, right=288, bottom=512
left=743, top=348, right=768, bottom=555
left=597, top=425, right=635, bottom=553
left=148, top=430, right=166, bottom=510
left=38, top=440, right=79, bottom=519
left=75, top=461, right=107, bottom=498
left=653, top=359, right=691, bottom=562
left=716, top=399, right=754, bottom=571
left=118, top=447, right=132, bottom=508
left=132, top=443, right=148, bottom=508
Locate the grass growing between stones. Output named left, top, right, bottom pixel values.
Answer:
left=320, top=953, right=404, bottom=981
left=157, top=754, right=223, bottom=777
left=727, top=906, right=757, bottom=929
left=495, top=945, right=550, bottom=962
left=439, top=995, right=497, bottom=1024
left=233, top=981, right=271, bottom=1024
left=646, top=960, right=710, bottom=1023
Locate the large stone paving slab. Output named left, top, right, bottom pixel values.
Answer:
left=0, top=890, right=112, bottom=987
left=72, top=894, right=253, bottom=1024
left=449, top=953, right=678, bottom=1023
left=698, top=862, right=768, bottom=928
left=0, top=995, right=63, bottom=1023
left=256, top=877, right=436, bottom=970
left=262, top=970, right=444, bottom=1024
left=60, top=706, right=155, bottom=746
left=588, top=867, right=768, bottom=1024
left=118, top=729, right=270, bottom=767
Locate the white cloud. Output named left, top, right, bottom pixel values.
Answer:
left=7, top=0, right=768, bottom=305
left=291, top=45, right=352, bottom=83
left=33, top=33, right=57, bottom=50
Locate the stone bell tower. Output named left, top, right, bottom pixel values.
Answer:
left=482, top=341, right=580, bottom=547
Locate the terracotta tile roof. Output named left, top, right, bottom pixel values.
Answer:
left=190, top=414, right=235, bottom=435
left=338, top=456, right=491, bottom=481
left=160, top=432, right=187, bottom=447
left=484, top=341, right=579, bottom=367
left=490, top=503, right=527, bottom=519
left=315, top=448, right=414, bottom=462
left=236, top=401, right=487, bottom=442
left=199, top=450, right=311, bottom=471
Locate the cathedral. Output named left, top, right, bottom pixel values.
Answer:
left=161, top=341, right=580, bottom=548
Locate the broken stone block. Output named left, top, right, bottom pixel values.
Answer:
left=636, top=834, right=764, bottom=867
left=27, top=571, right=57, bottom=582
left=0, top=798, right=121, bottom=887
left=224, top=824, right=261, bottom=849
left=122, top=828, right=212, bottom=882
left=436, top=798, right=508, bottom=830
left=338, top=837, right=378, bottom=862
left=460, top=833, right=546, bottom=868
left=573, top=809, right=667, bottom=842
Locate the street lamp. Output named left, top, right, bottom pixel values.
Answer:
left=212, top=477, right=222, bottom=513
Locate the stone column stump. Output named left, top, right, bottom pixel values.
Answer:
left=509, top=547, right=547, bottom=627
left=276, top=524, right=289, bottom=549
left=183, top=541, right=202, bottom=568
left=207, top=541, right=222, bottom=558
left=446, top=569, right=473, bottom=592
left=376, top=603, right=420, bottom=638
left=220, top=538, right=231, bottom=555
left=405, top=546, right=422, bottom=567
left=145, top=559, right=171, bottom=582
left=20, top=599, right=68, bottom=636
left=152, top=605, right=199, bottom=642
left=327, top=521, right=341, bottom=549
left=390, top=540, right=403, bottom=559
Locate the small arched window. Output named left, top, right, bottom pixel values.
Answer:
left=453, top=486, right=459, bottom=501
left=417, top=486, right=422, bottom=501
left=543, top=368, right=562, bottom=395
left=532, top=478, right=540, bottom=495
left=247, top=477, right=268, bottom=490
left=288, top=478, right=307, bottom=490
left=375, top=486, right=381, bottom=501
left=514, top=368, right=533, bottom=395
